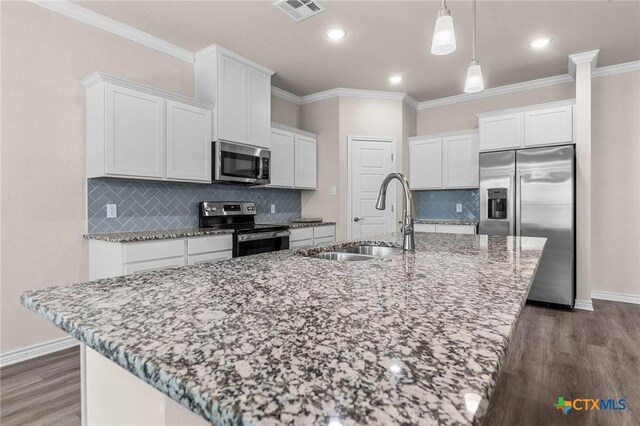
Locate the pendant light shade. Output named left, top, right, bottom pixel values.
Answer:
left=464, top=0, right=484, bottom=93
left=464, top=59, right=484, bottom=93
left=430, top=4, right=456, bottom=55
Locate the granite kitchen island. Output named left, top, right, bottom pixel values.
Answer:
left=22, top=232, right=545, bottom=426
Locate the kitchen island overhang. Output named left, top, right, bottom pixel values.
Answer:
left=21, top=232, right=546, bottom=426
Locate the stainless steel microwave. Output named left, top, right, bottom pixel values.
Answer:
left=212, top=141, right=270, bottom=185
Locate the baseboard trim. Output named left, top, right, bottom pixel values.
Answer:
left=0, top=336, right=79, bottom=368
left=592, top=290, right=640, bottom=305
left=574, top=299, right=594, bottom=311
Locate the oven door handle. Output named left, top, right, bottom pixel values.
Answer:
left=237, top=230, right=291, bottom=242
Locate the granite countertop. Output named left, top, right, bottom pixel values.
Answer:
left=415, top=219, right=479, bottom=226
left=83, top=228, right=234, bottom=243
left=264, top=221, right=337, bottom=229
left=23, top=232, right=545, bottom=425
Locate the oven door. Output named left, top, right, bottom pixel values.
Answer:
left=234, top=230, right=290, bottom=257
left=214, top=141, right=270, bottom=184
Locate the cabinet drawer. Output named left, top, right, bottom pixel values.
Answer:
left=436, top=225, right=476, bottom=234
left=124, top=257, right=185, bottom=275
left=187, top=251, right=232, bottom=265
left=187, top=234, right=233, bottom=255
left=314, top=236, right=335, bottom=245
left=290, top=239, right=313, bottom=249
left=414, top=224, right=437, bottom=233
left=290, top=228, right=314, bottom=242
left=124, top=239, right=185, bottom=263
left=313, top=226, right=335, bottom=239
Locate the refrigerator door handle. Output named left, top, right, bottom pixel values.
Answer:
left=515, top=173, right=522, bottom=237
left=508, top=176, right=516, bottom=236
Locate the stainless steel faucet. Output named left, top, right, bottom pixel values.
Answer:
left=375, top=173, right=415, bottom=251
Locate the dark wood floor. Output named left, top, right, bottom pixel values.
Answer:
left=1, top=300, right=638, bottom=426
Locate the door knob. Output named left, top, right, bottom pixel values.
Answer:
left=353, top=217, right=365, bottom=222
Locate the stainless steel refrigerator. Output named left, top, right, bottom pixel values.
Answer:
left=479, top=145, right=575, bottom=307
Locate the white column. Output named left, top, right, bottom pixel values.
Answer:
left=569, top=50, right=599, bottom=311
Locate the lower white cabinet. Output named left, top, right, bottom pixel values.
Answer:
left=289, top=225, right=335, bottom=248
left=414, top=223, right=477, bottom=235
left=269, top=123, right=317, bottom=190
left=89, top=234, right=232, bottom=280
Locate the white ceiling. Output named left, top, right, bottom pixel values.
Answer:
left=77, top=1, right=640, bottom=101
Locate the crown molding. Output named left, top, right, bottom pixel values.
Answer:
left=195, top=44, right=275, bottom=76
left=568, top=50, right=600, bottom=79
left=592, top=60, right=640, bottom=78
left=271, top=122, right=317, bottom=138
left=417, top=73, right=574, bottom=110
left=271, top=86, right=303, bottom=105
left=30, top=0, right=195, bottom=63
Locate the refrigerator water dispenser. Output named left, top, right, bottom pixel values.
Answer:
left=487, top=188, right=507, bottom=219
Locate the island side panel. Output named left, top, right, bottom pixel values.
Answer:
left=85, top=347, right=208, bottom=425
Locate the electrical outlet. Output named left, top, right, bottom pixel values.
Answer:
left=456, top=203, right=463, bottom=213
left=270, top=204, right=276, bottom=214
left=106, top=204, right=118, bottom=218
left=330, top=185, right=337, bottom=196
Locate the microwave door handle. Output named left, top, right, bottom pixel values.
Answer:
left=257, top=157, right=263, bottom=179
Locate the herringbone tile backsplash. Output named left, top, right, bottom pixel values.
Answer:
left=415, top=189, right=479, bottom=221
left=88, top=178, right=302, bottom=233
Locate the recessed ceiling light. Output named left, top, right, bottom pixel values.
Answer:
left=326, top=28, right=346, bottom=40
left=388, top=75, right=403, bottom=84
left=529, top=36, right=552, bottom=49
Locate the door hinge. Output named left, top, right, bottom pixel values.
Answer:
left=391, top=153, right=394, bottom=162
left=391, top=205, right=394, bottom=213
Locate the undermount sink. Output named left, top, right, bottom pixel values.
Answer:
left=310, top=245, right=403, bottom=261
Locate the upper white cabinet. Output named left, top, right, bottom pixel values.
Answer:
left=410, top=137, right=442, bottom=189
left=269, top=123, right=317, bottom=190
left=166, top=101, right=212, bottom=182
left=442, top=132, right=479, bottom=188
left=478, top=113, right=523, bottom=152
left=195, top=45, right=275, bottom=149
left=83, top=73, right=214, bottom=183
left=410, top=130, right=478, bottom=190
left=104, top=84, right=165, bottom=178
left=294, top=134, right=318, bottom=189
left=524, top=104, right=573, bottom=147
left=477, top=100, right=575, bottom=152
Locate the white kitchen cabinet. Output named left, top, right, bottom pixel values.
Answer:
left=410, top=137, right=442, bottom=189
left=477, top=100, right=575, bottom=152
left=289, top=225, right=335, bottom=248
left=414, top=223, right=477, bottom=234
left=83, top=73, right=214, bottom=183
left=166, top=101, right=212, bottom=182
left=442, top=132, right=479, bottom=188
left=89, top=234, right=232, bottom=280
left=269, top=123, right=317, bottom=190
left=478, top=113, right=523, bottom=152
left=195, top=45, right=274, bottom=149
left=269, top=128, right=295, bottom=187
left=410, top=130, right=478, bottom=190
left=294, top=134, right=318, bottom=189
left=524, top=104, right=574, bottom=147
left=104, top=84, right=165, bottom=179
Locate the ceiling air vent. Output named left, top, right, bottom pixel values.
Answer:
left=274, top=0, right=325, bottom=22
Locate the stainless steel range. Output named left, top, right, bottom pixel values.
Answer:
left=199, top=202, right=290, bottom=258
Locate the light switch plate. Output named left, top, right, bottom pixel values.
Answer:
left=270, top=204, right=276, bottom=214
left=456, top=203, right=462, bottom=213
left=106, top=204, right=118, bottom=218
left=330, top=186, right=337, bottom=196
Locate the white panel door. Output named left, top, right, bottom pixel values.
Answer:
left=350, top=139, right=395, bottom=239
left=479, top=113, right=523, bottom=151
left=218, top=54, right=246, bottom=143
left=442, top=133, right=479, bottom=188
left=269, top=128, right=295, bottom=187
left=294, top=135, right=317, bottom=189
left=105, top=84, right=165, bottom=178
left=410, top=137, right=442, bottom=189
left=166, top=101, right=212, bottom=182
left=246, top=67, right=271, bottom=148
left=524, top=105, right=573, bottom=147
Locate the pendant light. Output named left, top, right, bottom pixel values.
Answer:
left=464, top=0, right=484, bottom=93
left=430, top=0, right=456, bottom=55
